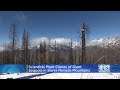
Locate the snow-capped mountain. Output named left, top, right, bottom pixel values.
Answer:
left=32, top=44, right=73, bottom=53
left=88, top=36, right=120, bottom=47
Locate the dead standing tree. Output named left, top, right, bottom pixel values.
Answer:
left=81, top=22, right=90, bottom=64
left=43, top=41, right=46, bottom=63
left=39, top=41, right=46, bottom=64
left=69, top=38, right=73, bottom=64
left=9, top=24, right=18, bottom=64
left=47, top=38, right=52, bottom=63
left=54, top=40, right=57, bottom=64
left=39, top=42, right=43, bottom=64
left=2, top=43, right=7, bottom=64
left=2, top=43, right=11, bottom=64
left=22, top=29, right=30, bottom=64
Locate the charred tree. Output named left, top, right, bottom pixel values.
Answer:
left=81, top=29, right=86, bottom=64
left=9, top=24, right=18, bottom=64
left=81, top=22, right=90, bottom=64
left=39, top=42, right=42, bottom=64
left=22, top=28, right=30, bottom=64
left=48, top=38, right=51, bottom=63
left=69, top=38, right=73, bottom=64
left=2, top=43, right=7, bottom=64
left=43, top=41, right=46, bottom=63
left=54, top=40, right=57, bottom=64
left=39, top=42, right=45, bottom=64
left=35, top=46, right=39, bottom=64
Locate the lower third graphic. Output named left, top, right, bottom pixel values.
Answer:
left=98, top=64, right=110, bottom=73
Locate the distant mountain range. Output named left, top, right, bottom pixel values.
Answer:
left=1, top=36, right=120, bottom=52
left=88, top=36, right=120, bottom=48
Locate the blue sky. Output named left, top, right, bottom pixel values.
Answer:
left=0, top=11, right=120, bottom=45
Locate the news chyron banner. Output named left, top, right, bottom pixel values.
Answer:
left=0, top=64, right=120, bottom=73
left=28, top=64, right=97, bottom=73
left=0, top=64, right=26, bottom=73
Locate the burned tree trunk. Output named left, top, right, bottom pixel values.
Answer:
left=69, top=38, right=73, bottom=64
left=54, top=40, right=57, bottom=64
left=9, top=24, right=18, bottom=64
left=81, top=23, right=86, bottom=64
left=22, top=29, right=30, bottom=64
left=48, top=38, right=52, bottom=64
left=43, top=41, right=46, bottom=63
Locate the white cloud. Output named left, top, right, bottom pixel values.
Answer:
left=51, top=38, right=71, bottom=44
left=31, top=37, right=80, bottom=48
left=31, top=37, right=48, bottom=47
